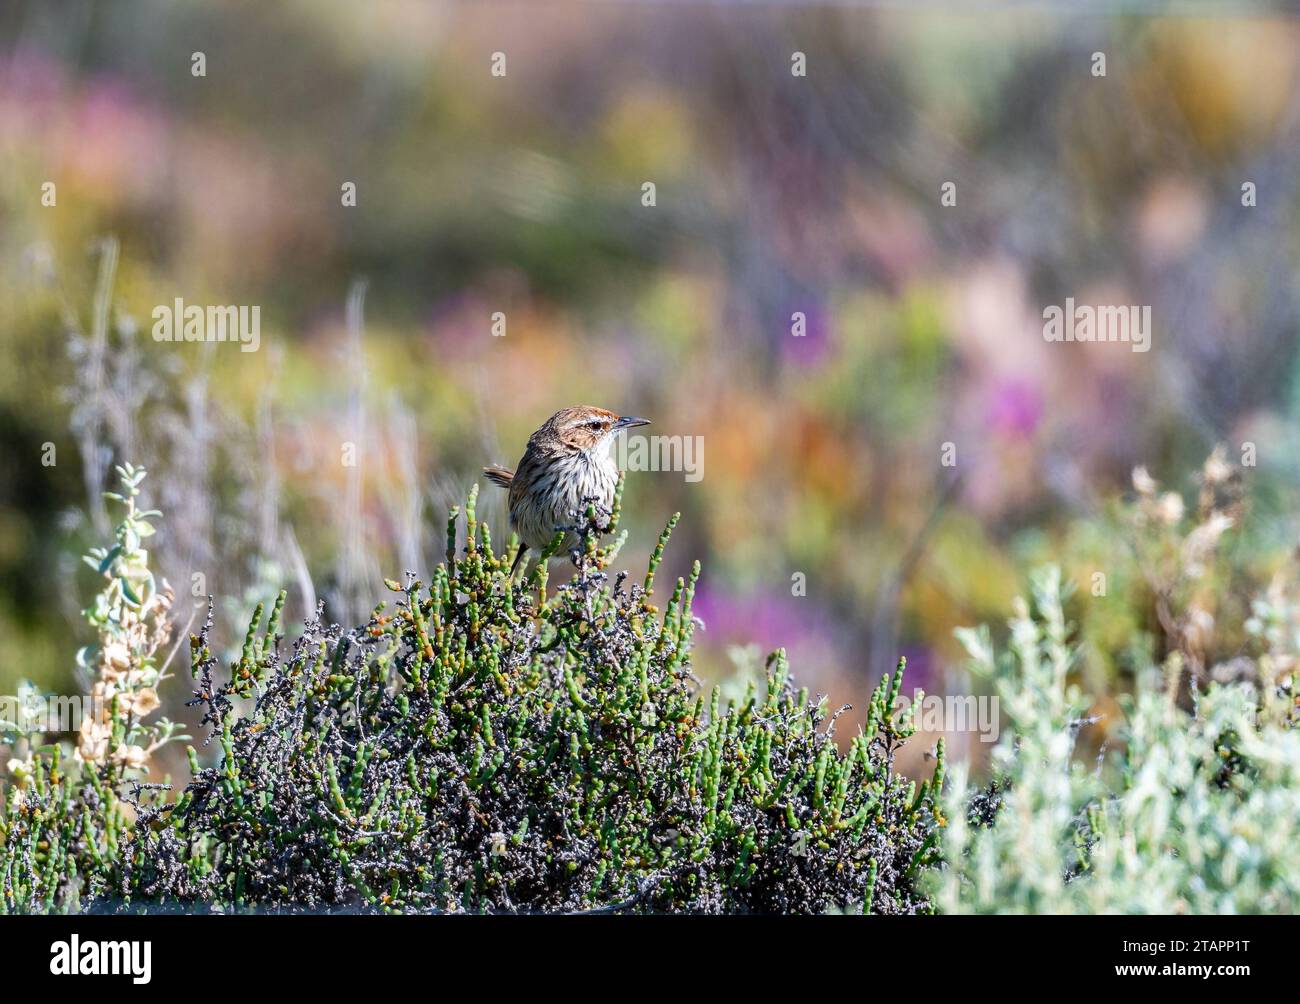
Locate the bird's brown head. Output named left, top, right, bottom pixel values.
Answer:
left=533, top=405, right=651, bottom=454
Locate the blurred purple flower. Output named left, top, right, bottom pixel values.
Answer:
left=1, top=48, right=67, bottom=103
left=894, top=643, right=940, bottom=696
left=692, top=586, right=828, bottom=651
left=691, top=587, right=942, bottom=712
left=986, top=377, right=1043, bottom=438
left=427, top=292, right=487, bottom=349
left=779, top=301, right=831, bottom=367
left=691, top=585, right=851, bottom=696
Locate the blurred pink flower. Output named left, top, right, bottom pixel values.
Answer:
left=70, top=78, right=168, bottom=194
left=986, top=378, right=1043, bottom=438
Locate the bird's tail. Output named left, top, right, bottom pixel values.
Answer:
left=483, top=465, right=514, bottom=489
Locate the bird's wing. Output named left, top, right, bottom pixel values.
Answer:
left=506, top=448, right=544, bottom=512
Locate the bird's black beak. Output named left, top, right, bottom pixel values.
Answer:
left=614, top=416, right=651, bottom=431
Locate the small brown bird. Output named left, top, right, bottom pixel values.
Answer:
left=484, top=406, right=650, bottom=574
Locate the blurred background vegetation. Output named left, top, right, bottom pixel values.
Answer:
left=4, top=1, right=1300, bottom=775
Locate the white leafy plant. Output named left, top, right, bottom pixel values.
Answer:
left=935, top=566, right=1300, bottom=914
left=73, top=464, right=185, bottom=773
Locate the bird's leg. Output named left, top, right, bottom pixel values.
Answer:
left=584, top=494, right=614, bottom=531
left=554, top=495, right=613, bottom=621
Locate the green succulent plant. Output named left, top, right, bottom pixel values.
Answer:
left=4, top=474, right=943, bottom=914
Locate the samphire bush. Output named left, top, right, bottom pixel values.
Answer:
left=2, top=474, right=943, bottom=914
